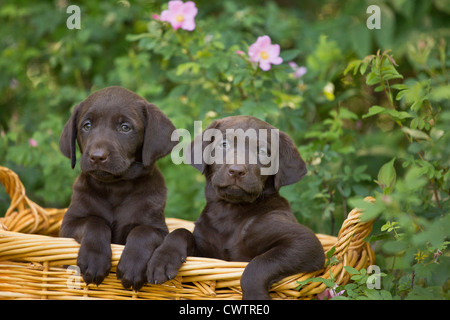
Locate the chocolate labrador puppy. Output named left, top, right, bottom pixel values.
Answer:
left=59, top=86, right=177, bottom=291
left=147, top=116, right=325, bottom=299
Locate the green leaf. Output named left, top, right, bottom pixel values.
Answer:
left=296, top=277, right=335, bottom=290
left=365, top=71, right=380, bottom=86
left=362, top=105, right=386, bottom=118
left=359, top=58, right=372, bottom=75
left=390, top=84, right=408, bottom=91
left=338, top=107, right=358, bottom=120
left=376, top=158, right=396, bottom=194
left=374, top=85, right=385, bottom=92
left=386, top=109, right=413, bottom=120
left=364, top=288, right=382, bottom=300
left=125, top=33, right=152, bottom=42
left=344, top=283, right=358, bottom=290
left=381, top=221, right=399, bottom=233
left=176, top=62, right=200, bottom=76
left=351, top=274, right=363, bottom=281
left=322, top=278, right=336, bottom=287
left=344, top=266, right=359, bottom=275
left=343, top=59, right=362, bottom=76
left=326, top=246, right=336, bottom=260
left=401, top=127, right=431, bottom=141
left=280, top=49, right=301, bottom=61
left=363, top=106, right=412, bottom=120
left=344, top=288, right=359, bottom=299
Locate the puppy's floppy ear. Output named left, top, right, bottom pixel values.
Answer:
left=188, top=119, right=222, bottom=174
left=274, top=131, right=307, bottom=190
left=60, top=103, right=82, bottom=169
left=189, top=130, right=205, bottom=173
left=142, top=102, right=178, bottom=167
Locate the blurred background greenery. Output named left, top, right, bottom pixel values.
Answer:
left=0, top=0, right=449, bottom=299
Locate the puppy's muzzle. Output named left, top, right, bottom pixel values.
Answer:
left=89, top=149, right=110, bottom=165
left=227, top=164, right=248, bottom=178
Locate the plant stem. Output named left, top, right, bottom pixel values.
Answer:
left=378, top=54, right=395, bottom=110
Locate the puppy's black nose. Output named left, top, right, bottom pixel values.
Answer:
left=228, top=164, right=248, bottom=178
left=89, top=150, right=108, bottom=164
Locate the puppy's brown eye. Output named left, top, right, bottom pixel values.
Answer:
left=82, top=121, right=91, bottom=131
left=120, top=123, right=132, bottom=133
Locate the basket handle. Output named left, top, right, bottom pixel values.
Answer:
left=332, top=196, right=375, bottom=256
left=0, top=166, right=51, bottom=233
left=327, top=196, right=376, bottom=285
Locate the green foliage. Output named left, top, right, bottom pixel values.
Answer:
left=296, top=253, right=393, bottom=300
left=333, top=267, right=392, bottom=300
left=0, top=0, right=449, bottom=299
left=343, top=46, right=450, bottom=300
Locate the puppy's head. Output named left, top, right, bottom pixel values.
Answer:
left=60, top=86, right=177, bottom=182
left=189, top=116, right=307, bottom=203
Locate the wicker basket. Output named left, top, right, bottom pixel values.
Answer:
left=0, top=166, right=375, bottom=300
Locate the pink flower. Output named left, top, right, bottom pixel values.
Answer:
left=160, top=1, right=198, bottom=31
left=235, top=50, right=245, bottom=56
left=248, top=35, right=283, bottom=71
left=29, top=139, right=38, bottom=147
left=152, top=14, right=161, bottom=20
left=288, top=62, right=307, bottom=78
left=317, top=286, right=345, bottom=300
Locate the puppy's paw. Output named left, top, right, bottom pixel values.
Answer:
left=116, top=249, right=149, bottom=291
left=146, top=243, right=186, bottom=285
left=77, top=244, right=112, bottom=286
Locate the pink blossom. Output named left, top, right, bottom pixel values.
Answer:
left=317, top=286, right=345, bottom=300
left=288, top=62, right=307, bottom=78
left=29, top=138, right=38, bottom=147
left=152, top=14, right=161, bottom=20
left=160, top=1, right=198, bottom=31
left=248, top=35, right=283, bottom=71
left=235, top=50, right=245, bottom=56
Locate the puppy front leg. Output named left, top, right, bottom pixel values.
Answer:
left=116, top=225, right=167, bottom=291
left=147, top=228, right=197, bottom=285
left=60, top=215, right=112, bottom=286
left=241, top=239, right=325, bottom=300
left=240, top=247, right=286, bottom=300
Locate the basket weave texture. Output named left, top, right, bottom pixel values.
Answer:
left=0, top=166, right=375, bottom=300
